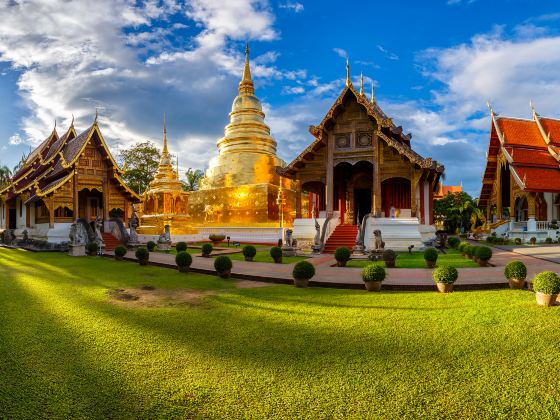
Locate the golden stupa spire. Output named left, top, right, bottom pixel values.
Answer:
left=371, top=83, right=375, bottom=104
left=162, top=113, right=169, bottom=158
left=345, top=56, right=351, bottom=87
left=360, top=72, right=364, bottom=95
left=239, top=43, right=254, bottom=95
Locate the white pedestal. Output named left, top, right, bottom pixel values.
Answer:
left=68, top=244, right=86, bottom=257
left=364, top=218, right=426, bottom=251
left=527, top=217, right=537, bottom=232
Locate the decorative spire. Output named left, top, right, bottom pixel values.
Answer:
left=54, top=119, right=57, bottom=130
left=360, top=72, right=364, bottom=95
left=176, top=156, right=179, bottom=177
left=345, top=56, right=351, bottom=87
left=530, top=99, right=538, bottom=117
left=371, top=83, right=375, bottom=104
left=162, top=113, right=169, bottom=158
left=239, top=43, right=254, bottom=95
left=94, top=108, right=99, bottom=124
left=486, top=100, right=496, bottom=116
left=70, top=114, right=74, bottom=127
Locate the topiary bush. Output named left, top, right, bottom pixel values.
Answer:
left=242, top=245, right=257, bottom=261
left=270, top=246, right=283, bottom=263
left=465, top=245, right=475, bottom=258
left=530, top=237, right=537, bottom=245
left=362, top=264, right=386, bottom=282
left=424, top=247, right=438, bottom=262
left=382, top=249, right=397, bottom=268
left=334, top=247, right=351, bottom=267
left=477, top=246, right=492, bottom=261
left=135, top=247, right=149, bottom=265
left=432, top=266, right=458, bottom=284
left=458, top=241, right=470, bottom=254
left=214, top=255, right=233, bottom=278
left=292, top=260, right=315, bottom=280
left=114, top=245, right=127, bottom=260
left=209, top=234, right=226, bottom=244
left=448, top=237, right=460, bottom=249
left=175, top=242, right=188, bottom=252
left=487, top=236, right=495, bottom=243
left=201, top=243, right=213, bottom=257
left=175, top=251, right=192, bottom=272
left=545, top=237, right=553, bottom=244
left=514, top=238, right=522, bottom=245
left=147, top=241, right=156, bottom=252
left=532, top=271, right=560, bottom=295
left=86, top=242, right=99, bottom=256
left=505, top=260, right=527, bottom=280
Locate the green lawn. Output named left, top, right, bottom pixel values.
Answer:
left=346, top=248, right=479, bottom=268
left=225, top=249, right=307, bottom=264
left=1, top=248, right=559, bottom=418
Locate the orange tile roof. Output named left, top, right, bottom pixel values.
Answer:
left=539, top=117, right=560, bottom=145
left=497, top=118, right=546, bottom=148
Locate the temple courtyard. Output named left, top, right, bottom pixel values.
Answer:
left=1, top=247, right=559, bottom=418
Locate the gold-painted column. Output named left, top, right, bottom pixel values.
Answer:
left=73, top=170, right=79, bottom=221
left=326, top=133, right=334, bottom=216
left=373, top=136, right=381, bottom=215
left=295, top=180, right=302, bottom=219
left=528, top=193, right=536, bottom=218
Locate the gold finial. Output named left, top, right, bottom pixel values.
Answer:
left=486, top=100, right=494, bottom=116
left=162, top=113, right=169, bottom=157
left=94, top=108, right=99, bottom=123
left=345, top=56, right=351, bottom=87
left=239, top=43, right=254, bottom=95
left=71, top=114, right=74, bottom=127
left=360, top=72, right=364, bottom=95
left=54, top=119, right=56, bottom=130
left=371, top=83, right=375, bottom=104
left=530, top=99, right=538, bottom=117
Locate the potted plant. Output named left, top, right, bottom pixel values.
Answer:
left=448, top=237, right=460, bottom=249
left=214, top=255, right=233, bottom=278
left=550, top=219, right=559, bottom=230
left=465, top=245, right=476, bottom=259
left=175, top=251, right=192, bottom=273
left=242, top=245, right=257, bottom=262
left=135, top=247, right=149, bottom=266
left=504, top=260, right=527, bottom=289
left=334, top=247, right=351, bottom=267
left=530, top=237, right=537, bottom=245
left=432, top=266, right=458, bottom=293
left=361, top=264, right=386, bottom=292
left=382, top=249, right=397, bottom=268
left=292, top=260, right=315, bottom=288
left=86, top=242, right=99, bottom=256
left=458, top=241, right=470, bottom=256
left=514, top=238, right=522, bottom=245
left=270, top=246, right=282, bottom=264
left=532, top=271, right=560, bottom=307
left=476, top=246, right=492, bottom=266
left=201, top=243, right=213, bottom=257
left=176, top=242, right=188, bottom=252
left=209, top=234, right=226, bottom=245
left=114, top=245, right=127, bottom=261
left=545, top=237, right=553, bottom=244
left=471, top=246, right=481, bottom=262
left=147, top=240, right=157, bottom=252
left=423, top=247, right=438, bottom=268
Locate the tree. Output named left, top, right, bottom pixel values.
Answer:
left=182, top=168, right=204, bottom=191
left=434, top=191, right=480, bottom=233
left=118, top=141, right=161, bottom=194
left=0, top=165, right=12, bottom=188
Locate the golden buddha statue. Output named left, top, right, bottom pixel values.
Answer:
left=138, top=117, right=195, bottom=234
left=188, top=45, right=296, bottom=226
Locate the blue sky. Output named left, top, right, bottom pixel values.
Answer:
left=1, top=0, right=560, bottom=197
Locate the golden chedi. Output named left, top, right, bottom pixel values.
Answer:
left=138, top=118, right=195, bottom=234
left=188, top=45, right=296, bottom=226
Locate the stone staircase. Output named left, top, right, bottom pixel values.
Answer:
left=323, top=224, right=357, bottom=254
left=101, top=232, right=122, bottom=252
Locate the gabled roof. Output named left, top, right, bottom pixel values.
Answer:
left=281, top=83, right=443, bottom=177
left=479, top=107, right=560, bottom=207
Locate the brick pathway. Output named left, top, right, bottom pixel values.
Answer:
left=108, top=245, right=560, bottom=291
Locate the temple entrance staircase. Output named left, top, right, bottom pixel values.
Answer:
left=323, top=224, right=357, bottom=254
left=101, top=232, right=122, bottom=252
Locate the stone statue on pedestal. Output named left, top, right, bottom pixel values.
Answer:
left=157, top=224, right=172, bottom=251
left=94, top=216, right=105, bottom=253
left=282, top=228, right=297, bottom=257
left=128, top=207, right=140, bottom=246
left=312, top=218, right=322, bottom=254
left=68, top=221, right=88, bottom=256
left=352, top=221, right=365, bottom=255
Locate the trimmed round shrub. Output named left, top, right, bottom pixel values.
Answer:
left=476, top=246, right=492, bottom=261
left=334, top=247, right=351, bottom=263
left=86, top=242, right=99, bottom=255
left=270, top=246, right=283, bottom=262
left=362, top=264, right=386, bottom=282
left=465, top=245, right=475, bottom=257
left=382, top=249, right=396, bottom=261
left=458, top=241, right=470, bottom=253
left=175, top=251, right=192, bottom=268
left=532, top=271, right=560, bottom=295
left=135, top=247, right=149, bottom=264
left=514, top=238, right=522, bottom=245
left=292, top=260, right=316, bottom=280
left=209, top=234, right=226, bottom=243
left=487, top=236, right=495, bottom=243
left=242, top=245, right=257, bottom=258
left=114, top=245, right=127, bottom=258
left=175, top=242, right=188, bottom=252
left=424, top=247, right=439, bottom=262
left=545, top=237, right=553, bottom=244
left=504, top=260, right=527, bottom=280
left=530, top=237, right=537, bottom=245
left=214, top=255, right=233, bottom=273
left=432, top=266, right=458, bottom=284
left=448, top=237, right=460, bottom=249
left=201, top=243, right=213, bottom=256
left=147, top=241, right=156, bottom=252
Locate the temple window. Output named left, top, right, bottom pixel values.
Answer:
left=35, top=201, right=50, bottom=224
left=54, top=206, right=74, bottom=218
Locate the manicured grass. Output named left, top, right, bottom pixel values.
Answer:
left=1, top=248, right=560, bottom=418
left=346, top=248, right=479, bottom=268
left=225, top=249, right=307, bottom=264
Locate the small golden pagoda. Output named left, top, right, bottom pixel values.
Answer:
left=188, top=45, right=296, bottom=226
left=137, top=118, right=195, bottom=234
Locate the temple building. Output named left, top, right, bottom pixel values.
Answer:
left=137, top=118, right=193, bottom=235
left=187, top=45, right=297, bottom=228
left=0, top=118, right=140, bottom=243
left=282, top=63, right=444, bottom=250
left=434, top=182, right=463, bottom=200
left=478, top=104, right=560, bottom=241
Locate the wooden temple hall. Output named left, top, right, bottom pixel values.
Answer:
left=281, top=63, right=444, bottom=226
left=479, top=104, right=560, bottom=238
left=0, top=117, right=140, bottom=243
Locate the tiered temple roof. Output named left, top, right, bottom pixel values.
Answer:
left=479, top=105, right=560, bottom=207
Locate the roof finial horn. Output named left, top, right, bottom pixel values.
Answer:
left=345, top=56, right=351, bottom=87
left=371, top=83, right=375, bottom=104
left=486, top=100, right=494, bottom=116
left=359, top=71, right=364, bottom=96
left=162, top=112, right=169, bottom=157
left=71, top=114, right=74, bottom=127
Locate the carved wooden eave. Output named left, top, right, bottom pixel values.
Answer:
left=113, top=173, right=142, bottom=201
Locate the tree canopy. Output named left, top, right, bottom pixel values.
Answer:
left=118, top=141, right=161, bottom=194
left=434, top=191, right=484, bottom=233
left=182, top=168, right=204, bottom=191
left=0, top=165, right=12, bottom=188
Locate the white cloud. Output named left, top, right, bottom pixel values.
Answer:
left=333, top=48, right=347, bottom=58
left=377, top=45, right=399, bottom=60
left=282, top=86, right=305, bottom=95
left=9, top=134, right=22, bottom=145
left=279, top=2, right=304, bottom=13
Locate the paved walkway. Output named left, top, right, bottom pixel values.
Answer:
left=108, top=244, right=560, bottom=291
left=493, top=244, right=560, bottom=264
